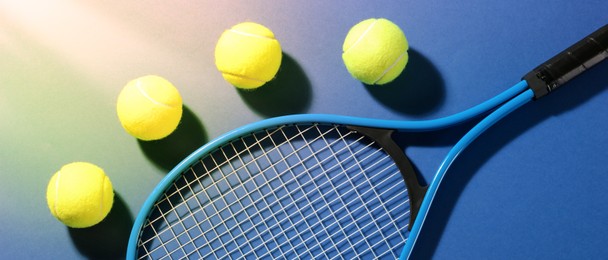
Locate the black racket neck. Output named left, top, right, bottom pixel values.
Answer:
left=347, top=125, right=427, bottom=230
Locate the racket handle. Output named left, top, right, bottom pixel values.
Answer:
left=524, top=24, right=608, bottom=99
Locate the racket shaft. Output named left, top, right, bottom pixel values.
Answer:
left=524, top=24, right=608, bottom=98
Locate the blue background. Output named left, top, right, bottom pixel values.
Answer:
left=0, top=0, right=606, bottom=259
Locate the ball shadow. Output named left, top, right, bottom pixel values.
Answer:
left=138, top=106, right=208, bottom=172
left=68, top=192, right=133, bottom=260
left=408, top=61, right=608, bottom=259
left=365, top=48, right=445, bottom=115
left=238, top=52, right=312, bottom=117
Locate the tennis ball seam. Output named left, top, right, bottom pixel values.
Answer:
left=219, top=70, right=267, bottom=84
left=229, top=28, right=276, bottom=40
left=372, top=50, right=408, bottom=84
left=52, top=169, right=62, bottom=219
left=220, top=28, right=279, bottom=84
left=135, top=80, right=177, bottom=109
left=343, top=19, right=378, bottom=54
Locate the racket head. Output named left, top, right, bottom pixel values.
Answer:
left=127, top=114, right=419, bottom=259
left=128, top=81, right=530, bottom=259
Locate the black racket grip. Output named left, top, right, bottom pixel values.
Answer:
left=524, top=24, right=608, bottom=99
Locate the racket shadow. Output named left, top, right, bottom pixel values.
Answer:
left=68, top=192, right=133, bottom=259
left=138, top=105, right=208, bottom=172
left=365, top=48, right=446, bottom=116
left=238, top=52, right=312, bottom=117
left=409, top=61, right=608, bottom=259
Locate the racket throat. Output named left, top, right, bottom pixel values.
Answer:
left=347, top=125, right=428, bottom=230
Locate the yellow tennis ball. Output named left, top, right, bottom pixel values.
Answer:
left=46, top=162, right=114, bottom=228
left=342, top=18, right=409, bottom=85
left=214, top=22, right=282, bottom=89
left=116, top=75, right=183, bottom=141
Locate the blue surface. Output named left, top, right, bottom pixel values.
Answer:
left=0, top=1, right=606, bottom=259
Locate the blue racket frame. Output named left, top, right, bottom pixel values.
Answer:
left=128, top=23, right=607, bottom=259
left=127, top=81, right=531, bottom=259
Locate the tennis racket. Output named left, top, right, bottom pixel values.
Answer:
left=127, top=24, right=607, bottom=260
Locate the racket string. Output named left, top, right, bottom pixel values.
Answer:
left=278, top=126, right=408, bottom=257
left=143, top=125, right=402, bottom=258
left=265, top=125, right=367, bottom=259
left=137, top=124, right=411, bottom=259
left=225, top=125, right=408, bottom=259
left=254, top=125, right=377, bottom=259
left=255, top=166, right=408, bottom=260
left=331, top=126, right=408, bottom=259
left=194, top=124, right=358, bottom=257
left=142, top=124, right=352, bottom=258
left=222, top=126, right=326, bottom=259
left=145, top=125, right=406, bottom=258
left=170, top=183, right=206, bottom=259
left=149, top=187, right=201, bottom=259
left=175, top=124, right=353, bottom=259
left=304, top=125, right=381, bottom=258
left=258, top=125, right=362, bottom=258
left=184, top=162, right=240, bottom=259
left=139, top=125, right=324, bottom=245
left=202, top=125, right=383, bottom=258
left=276, top=125, right=401, bottom=259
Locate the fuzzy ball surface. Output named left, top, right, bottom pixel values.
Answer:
left=215, top=22, right=282, bottom=89
left=46, top=162, right=114, bottom=228
left=343, top=18, right=409, bottom=85
left=116, top=75, right=183, bottom=141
